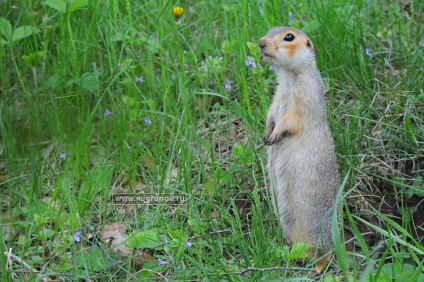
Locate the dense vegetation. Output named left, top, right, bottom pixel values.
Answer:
left=1, top=0, right=423, bottom=280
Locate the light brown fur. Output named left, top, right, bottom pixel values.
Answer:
left=258, top=27, right=340, bottom=274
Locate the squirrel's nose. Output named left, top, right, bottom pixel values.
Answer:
left=258, top=38, right=267, bottom=50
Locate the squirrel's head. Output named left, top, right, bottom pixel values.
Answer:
left=258, top=27, right=316, bottom=72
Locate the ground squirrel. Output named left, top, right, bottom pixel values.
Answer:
left=258, top=27, right=340, bottom=274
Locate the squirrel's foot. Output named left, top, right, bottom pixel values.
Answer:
left=314, top=254, right=331, bottom=274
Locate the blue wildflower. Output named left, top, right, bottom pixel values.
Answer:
left=59, top=152, right=66, bottom=159
left=158, top=259, right=169, bottom=265
left=269, top=65, right=277, bottom=71
left=104, top=109, right=113, bottom=116
left=144, top=117, right=152, bottom=125
left=365, top=48, right=372, bottom=57
left=135, top=76, right=144, bottom=83
left=225, top=81, right=231, bottom=90
left=289, top=12, right=294, bottom=25
left=74, top=231, right=81, bottom=242
left=245, top=58, right=256, bottom=68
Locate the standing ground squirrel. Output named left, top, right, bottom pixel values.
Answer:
left=258, top=27, right=340, bottom=274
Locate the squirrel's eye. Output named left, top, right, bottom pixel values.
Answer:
left=284, top=33, right=295, bottom=41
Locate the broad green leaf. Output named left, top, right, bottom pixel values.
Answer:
left=34, top=214, right=48, bottom=227
left=0, top=17, right=12, bottom=40
left=214, top=167, right=227, bottom=181
left=125, top=229, right=163, bottom=250
left=22, top=51, right=45, bottom=66
left=12, top=25, right=40, bottom=42
left=68, top=0, right=87, bottom=11
left=77, top=247, right=114, bottom=272
left=43, top=0, right=87, bottom=13
left=381, top=262, right=416, bottom=280
left=203, top=181, right=217, bottom=193
left=46, top=74, right=60, bottom=88
left=37, top=228, right=55, bottom=239
left=246, top=41, right=260, bottom=55
left=168, top=229, right=184, bottom=242
left=145, top=38, right=160, bottom=53
left=232, top=144, right=244, bottom=157
left=286, top=242, right=312, bottom=260
left=221, top=40, right=236, bottom=54
left=322, top=274, right=342, bottom=282
left=81, top=73, right=99, bottom=92
left=43, top=0, right=67, bottom=12
left=31, top=256, right=44, bottom=264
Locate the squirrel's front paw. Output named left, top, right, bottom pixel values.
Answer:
left=263, top=135, right=273, bottom=145
left=264, top=117, right=276, bottom=145
left=263, top=134, right=282, bottom=146
left=265, top=130, right=283, bottom=145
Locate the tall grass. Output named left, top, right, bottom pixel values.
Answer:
left=1, top=0, right=423, bottom=280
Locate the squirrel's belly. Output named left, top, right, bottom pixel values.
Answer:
left=267, top=133, right=334, bottom=214
left=267, top=140, right=299, bottom=232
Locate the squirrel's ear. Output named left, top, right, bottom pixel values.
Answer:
left=306, top=40, right=314, bottom=52
left=307, top=39, right=317, bottom=55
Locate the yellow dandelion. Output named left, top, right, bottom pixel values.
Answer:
left=173, top=6, right=184, bottom=18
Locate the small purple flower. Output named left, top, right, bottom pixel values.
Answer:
left=269, top=65, right=277, bottom=71
left=185, top=240, right=193, bottom=247
left=177, top=264, right=181, bottom=269
left=158, top=259, right=169, bottom=266
left=74, top=231, right=81, bottom=242
left=365, top=48, right=372, bottom=57
left=59, top=152, right=66, bottom=159
left=245, top=58, right=257, bottom=68
left=144, top=117, right=152, bottom=125
left=104, top=109, right=113, bottom=116
left=138, top=140, right=143, bottom=147
left=288, top=12, right=294, bottom=25
left=135, top=76, right=144, bottom=83
left=225, top=81, right=231, bottom=90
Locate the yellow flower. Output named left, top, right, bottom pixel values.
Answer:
left=173, top=6, right=184, bottom=18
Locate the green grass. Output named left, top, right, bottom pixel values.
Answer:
left=1, top=0, right=423, bottom=281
